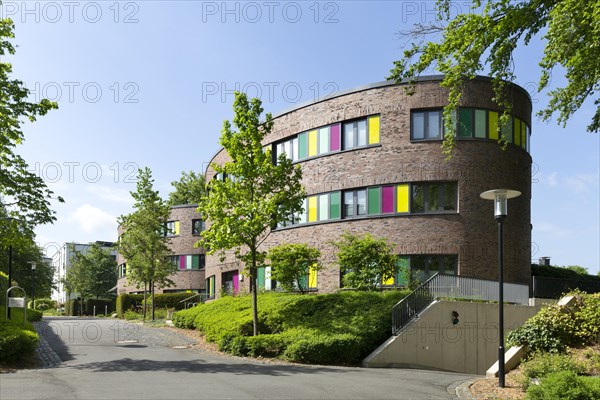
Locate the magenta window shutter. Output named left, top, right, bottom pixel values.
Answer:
left=382, top=186, right=395, bottom=213
left=233, top=274, right=239, bottom=293
left=180, top=256, right=186, bottom=270
left=330, top=124, right=341, bottom=151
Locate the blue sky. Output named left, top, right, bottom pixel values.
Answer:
left=5, top=1, right=599, bottom=274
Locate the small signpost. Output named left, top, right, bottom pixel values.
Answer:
left=6, top=286, right=27, bottom=326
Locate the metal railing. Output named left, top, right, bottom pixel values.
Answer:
left=531, top=276, right=600, bottom=299
left=391, top=274, right=529, bottom=335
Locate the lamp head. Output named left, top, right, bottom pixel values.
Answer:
left=480, top=189, right=521, bottom=218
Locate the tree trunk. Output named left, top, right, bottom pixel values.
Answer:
left=142, top=281, right=147, bottom=321
left=251, top=241, right=258, bottom=336
left=151, top=280, right=155, bottom=321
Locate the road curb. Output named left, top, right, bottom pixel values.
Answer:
left=448, top=378, right=477, bottom=400
left=34, top=321, right=63, bottom=369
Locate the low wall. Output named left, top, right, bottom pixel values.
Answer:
left=363, top=300, right=541, bottom=375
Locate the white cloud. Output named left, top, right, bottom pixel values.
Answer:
left=86, top=185, right=133, bottom=204
left=546, top=171, right=558, bottom=187
left=68, top=205, right=117, bottom=234
left=564, top=173, right=599, bottom=194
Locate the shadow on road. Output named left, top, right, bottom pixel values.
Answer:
left=69, top=357, right=350, bottom=376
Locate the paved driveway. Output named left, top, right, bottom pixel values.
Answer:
left=1, top=317, right=475, bottom=400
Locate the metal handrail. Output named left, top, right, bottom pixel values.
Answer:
left=391, top=273, right=530, bottom=335
left=179, top=293, right=201, bottom=303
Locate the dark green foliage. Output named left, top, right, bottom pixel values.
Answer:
left=0, top=306, right=40, bottom=364
left=65, top=299, right=115, bottom=316
left=507, top=292, right=600, bottom=352
left=31, top=298, right=56, bottom=311
left=532, top=264, right=600, bottom=282
left=521, top=353, right=586, bottom=390
left=526, top=370, right=600, bottom=400
left=116, top=293, right=195, bottom=318
left=173, top=290, right=410, bottom=365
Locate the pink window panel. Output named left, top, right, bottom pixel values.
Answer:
left=180, top=256, right=186, bottom=270
left=233, top=274, right=239, bottom=293
left=330, top=124, right=341, bottom=151
left=382, top=186, right=395, bottom=213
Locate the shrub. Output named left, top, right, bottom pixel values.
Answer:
left=283, top=333, right=363, bottom=364
left=0, top=324, right=39, bottom=364
left=521, top=352, right=586, bottom=389
left=507, top=292, right=600, bottom=352
left=117, top=293, right=196, bottom=318
left=526, top=370, right=600, bottom=400
left=32, top=298, right=56, bottom=311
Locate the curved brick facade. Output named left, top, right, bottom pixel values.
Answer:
left=116, top=204, right=206, bottom=294
left=204, top=77, right=532, bottom=297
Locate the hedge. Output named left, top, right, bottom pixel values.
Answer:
left=65, top=299, right=115, bottom=316
left=0, top=306, right=40, bottom=365
left=116, top=293, right=198, bottom=318
left=173, top=290, right=410, bottom=365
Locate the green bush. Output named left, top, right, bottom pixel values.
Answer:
left=521, top=352, right=586, bottom=389
left=0, top=324, right=39, bottom=364
left=526, top=370, right=600, bottom=400
left=172, top=290, right=410, bottom=365
left=31, top=298, right=56, bottom=311
left=117, top=293, right=196, bottom=318
left=507, top=292, right=600, bottom=352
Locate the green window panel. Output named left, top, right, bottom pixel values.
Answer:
left=329, top=191, right=341, bottom=219
left=298, top=132, right=308, bottom=159
left=474, top=109, right=487, bottom=138
left=257, top=267, right=265, bottom=289
left=367, top=187, right=381, bottom=215
left=458, top=108, right=473, bottom=137
left=396, top=256, right=409, bottom=286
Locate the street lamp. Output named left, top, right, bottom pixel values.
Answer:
left=28, top=262, right=36, bottom=306
left=1, top=217, right=23, bottom=319
left=480, top=189, right=521, bottom=388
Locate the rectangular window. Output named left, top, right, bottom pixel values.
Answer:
left=410, top=255, right=457, bottom=282
left=368, top=115, right=380, bottom=144
left=329, top=191, right=341, bottom=219
left=367, top=187, right=381, bottom=215
left=344, top=191, right=354, bottom=217
left=343, top=189, right=367, bottom=218
left=412, top=110, right=443, bottom=140
left=308, top=263, right=318, bottom=289
left=308, top=196, right=318, bottom=222
left=474, top=109, right=487, bottom=138
left=318, top=127, right=329, bottom=155
left=514, top=118, right=522, bottom=146
left=396, top=184, right=410, bottom=213
left=411, top=183, right=457, bottom=213
left=308, top=130, right=318, bottom=157
left=501, top=116, right=513, bottom=143
left=458, top=108, right=473, bottom=137
left=298, top=198, right=307, bottom=224
left=192, top=219, right=204, bottom=235
left=343, top=122, right=355, bottom=149
left=165, top=221, right=180, bottom=236
left=520, top=122, right=526, bottom=150
left=318, top=194, right=328, bottom=221
left=356, top=189, right=366, bottom=216
left=357, top=120, right=367, bottom=147
left=382, top=186, right=395, bottom=214
left=330, top=123, right=341, bottom=151
left=488, top=111, right=499, bottom=140
left=298, top=132, right=308, bottom=159
left=396, top=256, right=409, bottom=286
left=292, top=137, right=299, bottom=160
left=207, top=276, right=215, bottom=298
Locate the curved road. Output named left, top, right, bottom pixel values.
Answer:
left=1, top=317, right=475, bottom=400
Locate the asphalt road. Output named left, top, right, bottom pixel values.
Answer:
left=1, top=317, right=475, bottom=400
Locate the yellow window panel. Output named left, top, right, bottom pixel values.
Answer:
left=514, top=118, right=521, bottom=146
left=521, top=123, right=527, bottom=149
left=174, top=221, right=180, bottom=235
left=382, top=275, right=395, bottom=286
left=488, top=111, right=499, bottom=140
left=308, top=196, right=318, bottom=222
left=368, top=115, right=380, bottom=144
left=308, top=130, right=318, bottom=157
left=396, top=184, right=409, bottom=213
left=308, top=263, right=318, bottom=289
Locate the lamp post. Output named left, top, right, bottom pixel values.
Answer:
left=28, top=262, right=37, bottom=306
left=480, top=189, right=521, bottom=388
left=1, top=217, right=22, bottom=319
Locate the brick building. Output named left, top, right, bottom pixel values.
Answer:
left=205, top=76, right=533, bottom=298
left=116, top=204, right=206, bottom=295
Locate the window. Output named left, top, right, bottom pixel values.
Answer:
left=165, top=220, right=180, bottom=236
left=192, top=219, right=205, bottom=235
left=343, top=189, right=367, bottom=217
left=411, top=110, right=443, bottom=140
left=411, top=182, right=457, bottom=213
left=257, top=266, right=274, bottom=290
left=176, top=254, right=205, bottom=270
left=410, top=255, right=457, bottom=282
left=118, top=263, right=127, bottom=278
left=342, top=116, right=380, bottom=150
left=206, top=276, right=215, bottom=298
left=297, top=263, right=318, bottom=291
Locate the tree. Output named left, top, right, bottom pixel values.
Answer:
left=118, top=168, right=176, bottom=321
left=333, top=232, right=397, bottom=291
left=267, top=243, right=321, bottom=294
left=64, top=243, right=117, bottom=305
left=389, top=0, right=600, bottom=156
left=562, top=265, right=589, bottom=275
left=167, top=170, right=206, bottom=206
left=198, top=92, right=305, bottom=336
left=0, top=15, right=62, bottom=243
